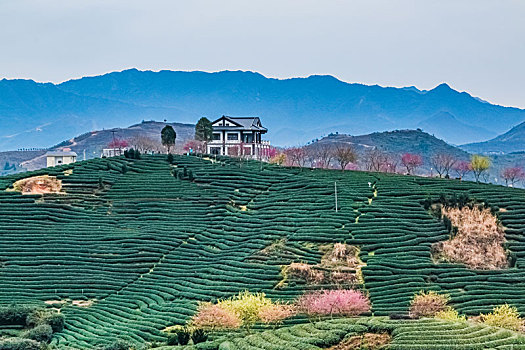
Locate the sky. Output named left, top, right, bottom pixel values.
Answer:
left=1, top=0, right=524, bottom=108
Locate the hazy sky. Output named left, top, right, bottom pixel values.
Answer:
left=1, top=0, right=524, bottom=108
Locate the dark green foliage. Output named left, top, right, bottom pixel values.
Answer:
left=167, top=333, right=179, bottom=346
left=167, top=153, right=174, bottom=164
left=125, top=148, right=135, bottom=159
left=42, top=313, right=64, bottom=333
left=175, top=328, right=190, bottom=345
left=188, top=169, right=194, bottom=181
left=0, top=304, right=34, bottom=326
left=443, top=216, right=452, bottom=233
left=0, top=338, right=42, bottom=350
left=134, top=149, right=141, bottom=159
left=101, top=340, right=133, bottom=350
left=191, top=328, right=208, bottom=344
left=195, top=117, right=213, bottom=142
left=121, top=164, right=127, bottom=174
left=161, top=125, right=176, bottom=152
left=22, top=324, right=52, bottom=343
left=183, top=166, right=188, bottom=177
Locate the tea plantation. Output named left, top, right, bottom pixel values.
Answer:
left=1, top=154, right=525, bottom=349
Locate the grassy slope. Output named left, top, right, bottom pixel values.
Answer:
left=1, top=155, right=525, bottom=348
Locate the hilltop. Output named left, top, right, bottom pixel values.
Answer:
left=0, top=121, right=194, bottom=172
left=317, top=129, right=470, bottom=167
left=1, top=155, right=525, bottom=348
left=2, top=70, right=525, bottom=150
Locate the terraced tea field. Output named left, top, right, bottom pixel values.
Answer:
left=1, top=155, right=525, bottom=348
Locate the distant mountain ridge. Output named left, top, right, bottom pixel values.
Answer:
left=461, top=121, right=525, bottom=154
left=1, top=69, right=525, bottom=150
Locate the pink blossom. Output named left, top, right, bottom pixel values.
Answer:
left=298, top=289, right=370, bottom=317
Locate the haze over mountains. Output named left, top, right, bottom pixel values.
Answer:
left=1, top=69, right=525, bottom=151
left=462, top=121, right=525, bottom=154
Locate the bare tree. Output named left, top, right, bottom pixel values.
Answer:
left=284, top=147, right=307, bottom=168
left=129, top=135, right=163, bottom=153
left=431, top=153, right=457, bottom=178
left=334, top=144, right=357, bottom=170
left=307, top=143, right=335, bottom=168
left=363, top=149, right=389, bottom=172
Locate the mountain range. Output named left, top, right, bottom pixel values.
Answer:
left=461, top=121, right=525, bottom=154
left=2, top=69, right=525, bottom=151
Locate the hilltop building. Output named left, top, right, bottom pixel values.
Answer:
left=102, top=148, right=128, bottom=158
left=45, top=151, right=77, bottom=167
left=207, top=116, right=270, bottom=158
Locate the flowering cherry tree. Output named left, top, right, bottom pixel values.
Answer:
left=297, top=289, right=370, bottom=317
left=501, top=167, right=525, bottom=186
left=401, top=153, right=423, bottom=175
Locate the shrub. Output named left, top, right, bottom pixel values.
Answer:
left=189, top=303, right=241, bottom=331
left=22, top=324, right=53, bottom=343
left=482, top=304, right=523, bottom=331
left=297, top=289, right=370, bottom=317
left=43, top=313, right=65, bottom=332
left=0, top=338, right=42, bottom=350
left=435, top=309, right=466, bottom=322
left=191, top=328, right=208, bottom=344
left=218, top=291, right=274, bottom=328
left=166, top=333, right=178, bottom=346
left=0, top=304, right=34, bottom=326
left=167, top=153, right=174, bottom=164
left=258, top=304, right=296, bottom=324
left=283, top=263, right=324, bottom=284
left=176, top=328, right=190, bottom=345
left=409, top=291, right=450, bottom=318
left=101, top=340, right=134, bottom=350
left=389, top=313, right=411, bottom=320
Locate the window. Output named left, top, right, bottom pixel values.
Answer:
left=210, top=147, right=221, bottom=155
left=212, top=133, right=220, bottom=140
left=227, top=133, right=238, bottom=141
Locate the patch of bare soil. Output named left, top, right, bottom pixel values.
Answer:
left=432, top=206, right=508, bottom=270
left=325, top=332, right=391, bottom=350
left=9, top=175, right=63, bottom=195
left=71, top=299, right=95, bottom=307
left=280, top=243, right=365, bottom=287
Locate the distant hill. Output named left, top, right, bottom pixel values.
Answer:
left=2, top=69, right=525, bottom=150
left=418, top=111, right=496, bottom=145
left=461, top=121, right=525, bottom=154
left=317, top=129, right=470, bottom=169
left=1, top=121, right=194, bottom=171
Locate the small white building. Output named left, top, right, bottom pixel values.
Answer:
left=207, top=116, right=271, bottom=159
left=45, top=151, right=77, bottom=167
left=101, top=148, right=127, bottom=158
